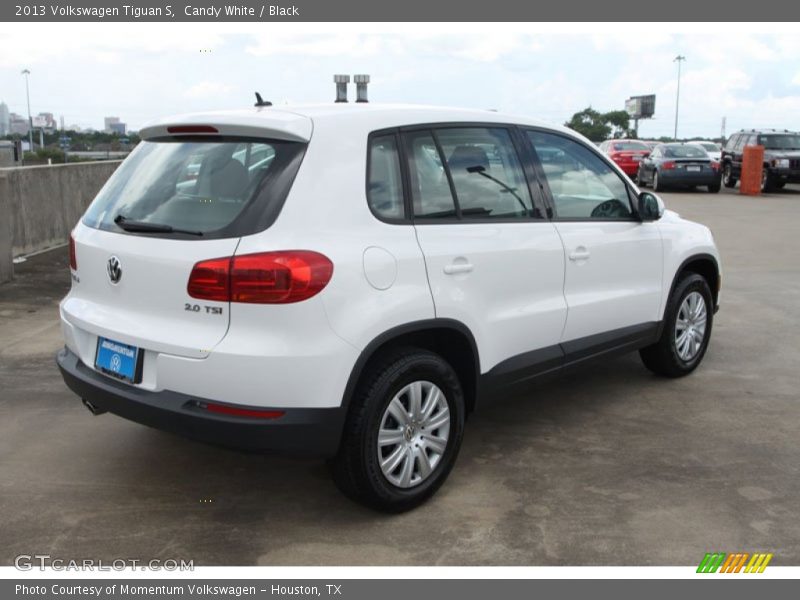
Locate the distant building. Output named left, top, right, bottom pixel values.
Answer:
left=109, top=122, right=127, bottom=135
left=9, top=112, right=29, bottom=136
left=104, top=116, right=121, bottom=133
left=0, top=102, right=9, bottom=137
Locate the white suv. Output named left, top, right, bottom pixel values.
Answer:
left=57, top=103, right=721, bottom=511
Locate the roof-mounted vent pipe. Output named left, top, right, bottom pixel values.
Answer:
left=354, top=74, right=370, bottom=103
left=334, top=74, right=350, bottom=103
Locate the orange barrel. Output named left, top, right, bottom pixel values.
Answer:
left=740, top=145, right=765, bottom=195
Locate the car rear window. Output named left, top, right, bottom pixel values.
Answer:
left=664, top=145, right=707, bottom=158
left=83, top=138, right=306, bottom=239
left=611, top=141, right=649, bottom=151
left=699, top=143, right=719, bottom=152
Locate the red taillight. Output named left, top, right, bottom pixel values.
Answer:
left=166, top=125, right=219, bottom=134
left=187, top=256, right=231, bottom=302
left=188, top=251, right=333, bottom=304
left=199, top=401, right=284, bottom=420
left=711, top=161, right=720, bottom=171
left=662, top=161, right=676, bottom=170
left=69, top=234, right=77, bottom=271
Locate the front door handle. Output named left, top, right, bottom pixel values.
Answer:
left=443, top=263, right=474, bottom=275
left=568, top=248, right=591, bottom=262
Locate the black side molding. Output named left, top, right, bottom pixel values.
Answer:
left=479, top=322, right=661, bottom=400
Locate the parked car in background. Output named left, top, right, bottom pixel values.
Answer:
left=687, top=141, right=721, bottom=162
left=721, top=129, right=800, bottom=192
left=599, top=139, right=651, bottom=179
left=638, top=143, right=721, bottom=193
left=642, top=140, right=661, bottom=151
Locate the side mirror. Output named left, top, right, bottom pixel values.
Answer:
left=638, top=191, right=664, bottom=221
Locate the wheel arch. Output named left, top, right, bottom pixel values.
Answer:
left=341, top=319, right=481, bottom=416
left=668, top=253, right=720, bottom=309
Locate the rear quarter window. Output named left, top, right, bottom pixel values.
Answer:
left=367, top=134, right=405, bottom=221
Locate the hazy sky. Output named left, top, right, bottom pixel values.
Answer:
left=1, top=23, right=799, bottom=138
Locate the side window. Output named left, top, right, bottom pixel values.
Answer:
left=725, top=135, right=738, bottom=152
left=435, top=127, right=534, bottom=219
left=405, top=130, right=457, bottom=219
left=367, top=134, right=405, bottom=220
left=733, top=135, right=748, bottom=152
left=527, top=130, right=634, bottom=220
left=651, top=147, right=662, bottom=159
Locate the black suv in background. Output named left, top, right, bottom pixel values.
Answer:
left=721, top=129, right=800, bottom=192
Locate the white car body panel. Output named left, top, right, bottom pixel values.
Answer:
left=555, top=220, right=664, bottom=341
left=415, top=222, right=567, bottom=372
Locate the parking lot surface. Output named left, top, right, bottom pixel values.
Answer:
left=1, top=186, right=799, bottom=566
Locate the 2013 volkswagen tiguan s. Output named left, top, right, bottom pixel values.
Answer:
left=58, top=103, right=721, bottom=511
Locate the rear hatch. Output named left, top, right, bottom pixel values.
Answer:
left=62, top=112, right=311, bottom=360
left=66, top=230, right=240, bottom=359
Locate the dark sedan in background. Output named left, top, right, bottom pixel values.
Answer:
left=638, top=143, right=721, bottom=193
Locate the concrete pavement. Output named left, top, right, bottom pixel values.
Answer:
left=1, top=186, right=798, bottom=566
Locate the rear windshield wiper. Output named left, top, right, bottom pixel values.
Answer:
left=114, top=215, right=203, bottom=236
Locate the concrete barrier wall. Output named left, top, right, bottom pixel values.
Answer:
left=0, top=161, right=121, bottom=283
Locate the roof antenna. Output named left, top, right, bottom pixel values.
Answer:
left=254, top=92, right=272, bottom=107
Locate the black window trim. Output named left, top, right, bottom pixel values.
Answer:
left=520, top=126, right=642, bottom=223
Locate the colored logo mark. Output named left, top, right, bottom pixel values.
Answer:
left=697, top=552, right=773, bottom=573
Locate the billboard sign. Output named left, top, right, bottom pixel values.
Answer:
left=625, top=94, right=656, bottom=119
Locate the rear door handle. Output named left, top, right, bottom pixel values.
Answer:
left=443, top=263, right=474, bottom=275
left=568, top=248, right=591, bottom=262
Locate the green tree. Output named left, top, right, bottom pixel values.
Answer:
left=604, top=110, right=632, bottom=139
left=564, top=107, right=610, bottom=142
left=565, top=107, right=635, bottom=141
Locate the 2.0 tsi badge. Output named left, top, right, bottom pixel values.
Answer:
left=107, top=256, right=122, bottom=284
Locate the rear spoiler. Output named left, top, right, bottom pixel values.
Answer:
left=139, top=110, right=312, bottom=143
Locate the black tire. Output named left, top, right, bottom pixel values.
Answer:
left=722, top=163, right=737, bottom=188
left=707, top=181, right=721, bottom=193
left=331, top=347, right=465, bottom=512
left=653, top=170, right=665, bottom=192
left=640, top=273, right=714, bottom=378
left=774, top=181, right=786, bottom=189
left=761, top=169, right=774, bottom=193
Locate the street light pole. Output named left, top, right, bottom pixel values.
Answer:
left=21, top=69, right=33, bottom=153
left=673, top=55, right=686, bottom=141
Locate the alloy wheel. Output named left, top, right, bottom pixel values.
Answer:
left=377, top=381, right=451, bottom=488
left=674, top=291, right=707, bottom=361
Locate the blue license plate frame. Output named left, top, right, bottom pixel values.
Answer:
left=94, top=337, right=142, bottom=383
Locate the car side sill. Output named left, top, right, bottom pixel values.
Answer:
left=477, top=321, right=661, bottom=405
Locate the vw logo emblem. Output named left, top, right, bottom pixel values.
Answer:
left=107, top=256, right=122, bottom=284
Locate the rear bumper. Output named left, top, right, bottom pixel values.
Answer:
left=56, top=347, right=346, bottom=457
left=659, top=170, right=721, bottom=186
left=616, top=163, right=640, bottom=176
